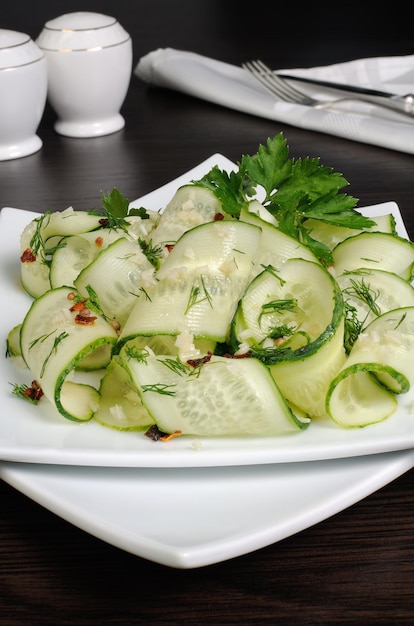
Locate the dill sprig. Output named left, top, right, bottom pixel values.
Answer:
left=185, top=276, right=212, bottom=314
left=342, top=278, right=381, bottom=317
left=139, top=238, right=164, bottom=269
left=29, top=331, right=69, bottom=377
left=260, top=298, right=297, bottom=316
left=141, top=383, right=177, bottom=396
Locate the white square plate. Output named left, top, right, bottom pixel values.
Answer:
left=1, top=449, right=413, bottom=568
left=1, top=155, right=413, bottom=468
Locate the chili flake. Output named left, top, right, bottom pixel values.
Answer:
left=160, top=430, right=182, bottom=442
left=75, top=312, right=97, bottom=325
left=20, top=248, right=36, bottom=263
left=24, top=380, right=44, bottom=402
left=186, top=351, right=212, bottom=368
left=69, top=299, right=88, bottom=312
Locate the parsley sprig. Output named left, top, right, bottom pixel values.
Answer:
left=194, top=133, right=376, bottom=266
left=90, top=187, right=150, bottom=233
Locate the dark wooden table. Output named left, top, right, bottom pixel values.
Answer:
left=1, top=2, right=414, bottom=624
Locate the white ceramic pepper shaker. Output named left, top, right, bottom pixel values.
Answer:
left=0, top=29, right=47, bottom=160
left=36, top=12, right=133, bottom=138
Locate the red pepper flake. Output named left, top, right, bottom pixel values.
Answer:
left=69, top=299, right=88, bottom=312
left=20, top=248, right=36, bottom=263
left=75, top=313, right=97, bottom=325
left=213, top=212, right=224, bottom=221
left=160, top=430, right=182, bottom=442
left=186, top=351, right=212, bottom=368
left=24, top=380, right=44, bottom=402
left=95, top=236, right=104, bottom=247
left=165, top=243, right=174, bottom=253
left=99, top=218, right=109, bottom=227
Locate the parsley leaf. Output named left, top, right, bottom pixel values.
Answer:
left=193, top=167, right=247, bottom=217
left=193, top=132, right=376, bottom=265
left=240, top=132, right=292, bottom=198
left=89, top=188, right=151, bottom=232
left=101, top=187, right=130, bottom=217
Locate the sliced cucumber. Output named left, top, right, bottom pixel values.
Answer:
left=151, top=184, right=224, bottom=248
left=50, top=235, right=96, bottom=289
left=123, top=211, right=160, bottom=241
left=337, top=268, right=414, bottom=351
left=94, top=356, right=154, bottom=431
left=232, top=259, right=337, bottom=351
left=332, top=231, right=414, bottom=281
left=20, top=209, right=103, bottom=298
left=20, top=252, right=51, bottom=299
left=6, top=324, right=22, bottom=357
left=50, top=228, right=125, bottom=289
left=240, top=207, right=319, bottom=279
left=19, top=286, right=118, bottom=421
left=236, top=259, right=346, bottom=419
left=76, top=343, right=113, bottom=371
left=122, top=334, right=216, bottom=360
left=59, top=381, right=100, bottom=422
left=156, top=217, right=260, bottom=276
left=303, top=212, right=396, bottom=250
left=75, top=237, right=156, bottom=328
left=244, top=199, right=278, bottom=226
left=326, top=306, right=414, bottom=427
left=20, top=209, right=102, bottom=253
left=268, top=320, right=346, bottom=420
left=117, top=220, right=261, bottom=348
left=121, top=352, right=309, bottom=436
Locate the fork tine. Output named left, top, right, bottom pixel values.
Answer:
left=243, top=60, right=313, bottom=105
left=253, top=60, right=309, bottom=102
left=242, top=61, right=292, bottom=101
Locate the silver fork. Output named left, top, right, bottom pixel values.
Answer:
left=242, top=59, right=414, bottom=117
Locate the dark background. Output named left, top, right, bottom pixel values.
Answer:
left=1, top=1, right=414, bottom=219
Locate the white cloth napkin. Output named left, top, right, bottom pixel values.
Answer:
left=135, top=48, right=414, bottom=155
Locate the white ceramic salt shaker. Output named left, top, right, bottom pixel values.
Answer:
left=36, top=12, right=132, bottom=138
left=0, top=29, right=47, bottom=161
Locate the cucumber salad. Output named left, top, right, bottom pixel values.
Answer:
left=7, top=133, right=414, bottom=439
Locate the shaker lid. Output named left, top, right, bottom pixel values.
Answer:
left=0, top=29, right=44, bottom=70
left=36, top=12, right=130, bottom=51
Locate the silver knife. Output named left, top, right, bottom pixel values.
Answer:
left=277, top=73, right=414, bottom=116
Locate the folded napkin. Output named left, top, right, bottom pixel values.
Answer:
left=135, top=48, right=414, bottom=155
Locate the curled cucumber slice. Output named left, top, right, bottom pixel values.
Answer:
left=94, top=356, right=154, bottom=431
left=20, top=286, right=118, bottom=422
left=233, top=259, right=345, bottom=419
left=326, top=306, right=414, bottom=427
left=20, top=208, right=103, bottom=298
